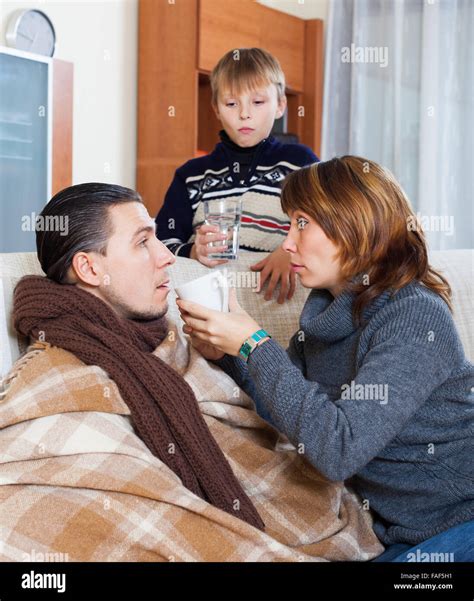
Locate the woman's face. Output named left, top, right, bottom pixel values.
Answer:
left=282, top=211, right=344, bottom=296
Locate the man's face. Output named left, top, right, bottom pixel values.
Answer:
left=214, top=83, right=286, bottom=148
left=83, top=202, right=175, bottom=320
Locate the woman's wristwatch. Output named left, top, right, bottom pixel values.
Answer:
left=238, top=329, right=271, bottom=362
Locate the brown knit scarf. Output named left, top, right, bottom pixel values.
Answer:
left=12, top=276, right=264, bottom=531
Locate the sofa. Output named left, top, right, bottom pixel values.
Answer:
left=0, top=249, right=472, bottom=562
left=1, top=249, right=473, bottom=378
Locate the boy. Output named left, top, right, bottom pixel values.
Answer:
left=155, top=48, right=318, bottom=303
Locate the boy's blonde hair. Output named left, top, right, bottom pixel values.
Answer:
left=210, top=48, right=286, bottom=106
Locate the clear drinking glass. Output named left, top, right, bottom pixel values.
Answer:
left=203, top=198, right=242, bottom=260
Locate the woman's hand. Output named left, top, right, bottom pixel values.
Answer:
left=177, top=288, right=262, bottom=357
left=190, top=224, right=229, bottom=267
left=250, top=246, right=296, bottom=304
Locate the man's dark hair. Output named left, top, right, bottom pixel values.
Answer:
left=36, top=182, right=142, bottom=283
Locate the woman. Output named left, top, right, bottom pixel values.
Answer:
left=177, top=156, right=474, bottom=561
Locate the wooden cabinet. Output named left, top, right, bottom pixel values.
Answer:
left=137, top=0, right=198, bottom=218
left=198, top=0, right=261, bottom=73
left=258, top=6, right=305, bottom=93
left=137, top=0, right=323, bottom=217
left=198, top=0, right=305, bottom=92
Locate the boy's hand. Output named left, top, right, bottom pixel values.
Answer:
left=190, top=224, right=229, bottom=267
left=250, top=246, right=297, bottom=304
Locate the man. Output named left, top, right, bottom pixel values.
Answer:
left=35, top=183, right=174, bottom=319
left=2, top=182, right=383, bottom=563
left=12, top=182, right=264, bottom=530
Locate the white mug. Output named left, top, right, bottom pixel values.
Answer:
left=175, top=269, right=229, bottom=312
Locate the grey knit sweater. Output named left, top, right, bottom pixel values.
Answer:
left=215, top=282, right=474, bottom=545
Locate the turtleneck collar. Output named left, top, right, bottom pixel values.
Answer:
left=300, top=286, right=396, bottom=343
left=219, top=129, right=267, bottom=154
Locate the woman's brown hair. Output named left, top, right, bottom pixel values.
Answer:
left=280, top=156, right=452, bottom=323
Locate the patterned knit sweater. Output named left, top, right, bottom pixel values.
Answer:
left=155, top=132, right=318, bottom=256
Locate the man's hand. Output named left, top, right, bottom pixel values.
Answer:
left=250, top=246, right=296, bottom=304
left=177, top=288, right=262, bottom=357
left=190, top=224, right=229, bottom=267
left=182, top=325, right=225, bottom=361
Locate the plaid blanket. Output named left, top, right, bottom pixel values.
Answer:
left=0, top=324, right=384, bottom=562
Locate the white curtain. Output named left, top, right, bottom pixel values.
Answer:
left=321, top=0, right=473, bottom=250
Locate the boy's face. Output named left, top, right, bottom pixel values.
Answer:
left=214, top=83, right=286, bottom=148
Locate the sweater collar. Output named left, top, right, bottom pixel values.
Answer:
left=218, top=129, right=264, bottom=154
left=218, top=129, right=276, bottom=185
left=300, top=286, right=395, bottom=342
left=218, top=129, right=278, bottom=158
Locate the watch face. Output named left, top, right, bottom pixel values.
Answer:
left=10, top=10, right=56, bottom=57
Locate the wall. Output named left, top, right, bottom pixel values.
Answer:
left=0, top=0, right=138, bottom=189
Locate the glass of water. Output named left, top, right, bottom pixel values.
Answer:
left=203, top=198, right=242, bottom=260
